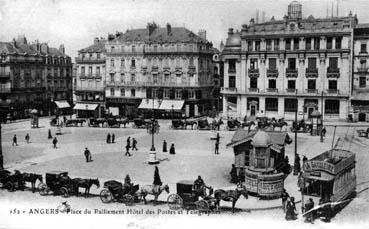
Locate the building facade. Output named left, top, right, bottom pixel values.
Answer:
left=0, top=36, right=72, bottom=119
left=75, top=38, right=106, bottom=118
left=104, top=23, right=216, bottom=118
left=351, top=25, right=369, bottom=122
left=221, top=1, right=357, bottom=121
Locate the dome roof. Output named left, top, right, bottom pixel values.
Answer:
left=252, top=131, right=272, bottom=147
left=225, top=33, right=241, bottom=47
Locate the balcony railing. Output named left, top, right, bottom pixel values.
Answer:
left=327, top=68, right=340, bottom=78
left=286, top=88, right=297, bottom=93
left=106, top=80, right=204, bottom=87
left=305, top=68, right=318, bottom=78
left=248, top=69, right=260, bottom=78
left=286, top=68, right=298, bottom=77
left=75, top=85, right=105, bottom=91
left=266, top=69, right=278, bottom=78
left=266, top=88, right=278, bottom=93
left=221, top=87, right=238, bottom=94
left=357, top=67, right=369, bottom=73
left=326, top=89, right=339, bottom=94
left=248, top=88, right=259, bottom=93
left=306, top=89, right=318, bottom=94
left=228, top=68, right=236, bottom=74
left=75, top=57, right=105, bottom=64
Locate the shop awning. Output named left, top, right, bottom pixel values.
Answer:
left=159, top=100, right=185, bottom=111
left=302, top=172, right=335, bottom=181
left=55, top=101, right=70, bottom=109
left=138, top=99, right=161, bottom=109
left=109, top=107, right=119, bottom=116
left=73, top=103, right=98, bottom=110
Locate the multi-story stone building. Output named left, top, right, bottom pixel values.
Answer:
left=0, top=36, right=72, bottom=119
left=221, top=1, right=357, bottom=121
left=351, top=25, right=369, bottom=122
left=105, top=23, right=215, bottom=118
left=75, top=37, right=106, bottom=117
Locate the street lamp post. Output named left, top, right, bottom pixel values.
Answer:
left=0, top=121, right=3, bottom=170
left=171, top=104, right=174, bottom=120
left=147, top=98, right=160, bottom=164
left=293, top=92, right=300, bottom=175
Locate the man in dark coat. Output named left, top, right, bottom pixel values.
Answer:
left=111, top=133, right=115, bottom=143
left=107, top=133, right=111, bottom=144
left=169, top=143, right=175, bottom=155
left=52, top=137, right=58, bottom=149
left=12, top=134, right=18, bottom=146
left=230, top=164, right=238, bottom=183
left=25, top=133, right=30, bottom=144
left=153, top=166, right=162, bottom=187
left=304, top=198, right=315, bottom=223
left=285, top=197, right=297, bottom=221
left=132, top=138, right=138, bottom=150
left=127, top=136, right=131, bottom=147
left=84, top=147, right=91, bottom=162
left=281, top=189, right=290, bottom=212
left=48, top=129, right=53, bottom=139
left=163, top=140, right=167, bottom=152
left=125, top=144, right=131, bottom=156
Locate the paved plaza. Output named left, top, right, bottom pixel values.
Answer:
left=1, top=117, right=369, bottom=228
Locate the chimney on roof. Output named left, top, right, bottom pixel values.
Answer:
left=94, top=37, right=99, bottom=44
left=166, top=23, right=172, bottom=35
left=250, top=18, right=255, bottom=26
left=59, top=44, right=65, bottom=54
left=220, top=41, right=224, bottom=52
left=198, top=30, right=206, bottom=40
left=40, top=43, right=49, bottom=54
left=147, top=22, right=158, bottom=36
left=228, top=28, right=234, bottom=36
left=108, top=33, right=115, bottom=41
left=33, top=40, right=41, bottom=52
left=16, top=35, right=27, bottom=45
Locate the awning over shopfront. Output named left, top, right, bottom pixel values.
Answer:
left=138, top=99, right=161, bottom=109
left=55, top=101, right=71, bottom=109
left=158, top=100, right=185, bottom=111
left=109, top=107, right=119, bottom=116
left=73, top=103, right=98, bottom=110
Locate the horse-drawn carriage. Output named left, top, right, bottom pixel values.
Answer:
left=65, top=119, right=86, bottom=127
left=256, top=116, right=271, bottom=129
left=171, top=119, right=186, bottom=129
left=38, top=171, right=74, bottom=197
left=0, top=170, right=25, bottom=192
left=89, top=118, right=106, bottom=127
left=99, top=180, right=140, bottom=205
left=50, top=118, right=58, bottom=127
left=197, top=118, right=211, bottom=130
left=116, top=117, right=129, bottom=128
left=167, top=180, right=216, bottom=212
left=357, top=128, right=369, bottom=138
left=227, top=119, right=241, bottom=130
left=132, top=118, right=149, bottom=128
left=291, top=119, right=312, bottom=133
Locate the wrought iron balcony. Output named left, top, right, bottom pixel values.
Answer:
left=75, top=57, right=105, bottom=64
left=267, top=69, right=278, bottom=78
left=327, top=68, right=340, bottom=78
left=306, top=89, right=318, bottom=94
left=305, top=68, right=318, bottom=78
left=357, top=67, right=369, bottom=73
left=326, top=89, right=339, bottom=94
left=248, top=88, right=259, bottom=93
left=248, top=69, right=260, bottom=78
left=286, top=68, right=298, bottom=78
left=228, top=68, right=236, bottom=74
left=286, top=88, right=297, bottom=93
left=221, top=87, right=238, bottom=94
left=266, top=88, right=278, bottom=93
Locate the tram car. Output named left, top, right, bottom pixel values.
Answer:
left=300, top=149, right=356, bottom=220
left=99, top=180, right=140, bottom=206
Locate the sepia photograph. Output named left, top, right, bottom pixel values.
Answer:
left=0, top=0, right=369, bottom=228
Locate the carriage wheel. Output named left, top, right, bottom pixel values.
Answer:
left=167, top=194, right=183, bottom=210
left=123, top=194, right=134, bottom=206
left=5, top=182, right=15, bottom=192
left=196, top=200, right=210, bottom=212
left=100, top=189, right=113, bottom=203
left=60, top=187, right=69, bottom=198
left=38, top=183, right=48, bottom=196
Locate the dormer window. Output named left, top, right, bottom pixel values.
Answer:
left=111, top=46, right=115, bottom=52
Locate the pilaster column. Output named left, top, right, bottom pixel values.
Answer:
left=332, top=37, right=336, bottom=50
left=320, top=36, right=326, bottom=50
left=280, top=38, right=285, bottom=50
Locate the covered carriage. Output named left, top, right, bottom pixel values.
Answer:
left=197, top=118, right=211, bottom=130
left=227, top=119, right=241, bottom=130
left=0, top=170, right=25, bottom=192
left=132, top=118, right=149, bottom=128
left=38, top=171, right=75, bottom=197
left=171, top=119, right=185, bottom=129
left=99, top=180, right=140, bottom=205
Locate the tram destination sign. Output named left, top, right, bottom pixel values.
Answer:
left=303, top=161, right=335, bottom=174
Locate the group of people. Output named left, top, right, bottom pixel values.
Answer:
left=281, top=189, right=298, bottom=221
left=106, top=133, right=115, bottom=144
left=162, top=140, right=176, bottom=155
left=11, top=134, right=30, bottom=146
left=125, top=136, right=138, bottom=157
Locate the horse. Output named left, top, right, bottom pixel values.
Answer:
left=211, top=118, right=224, bottom=131
left=72, top=178, right=100, bottom=197
left=184, top=119, right=197, bottom=130
left=22, top=173, right=43, bottom=193
left=214, top=185, right=248, bottom=213
left=140, top=184, right=170, bottom=205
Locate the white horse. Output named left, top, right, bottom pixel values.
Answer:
left=140, top=184, right=170, bottom=204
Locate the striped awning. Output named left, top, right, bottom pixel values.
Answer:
left=73, top=103, right=98, bottom=110
left=138, top=99, right=161, bottom=109
left=55, top=101, right=70, bottom=109
left=158, top=100, right=184, bottom=111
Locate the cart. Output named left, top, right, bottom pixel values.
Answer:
left=99, top=180, right=140, bottom=206
left=38, top=171, right=74, bottom=197
left=0, top=170, right=25, bottom=192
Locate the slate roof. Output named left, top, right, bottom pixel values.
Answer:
left=0, top=41, right=68, bottom=57
left=112, top=27, right=209, bottom=44
left=79, top=40, right=107, bottom=53
left=227, top=129, right=292, bottom=148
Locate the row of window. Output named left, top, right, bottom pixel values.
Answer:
left=81, top=66, right=102, bottom=76
left=109, top=72, right=195, bottom=83
left=108, top=57, right=204, bottom=68
left=109, top=88, right=199, bottom=100
left=247, top=37, right=342, bottom=51
left=108, top=43, right=206, bottom=53
left=259, top=98, right=340, bottom=114
left=46, top=57, right=71, bottom=65
left=228, top=76, right=338, bottom=90
left=80, top=53, right=102, bottom=60
left=228, top=57, right=339, bottom=72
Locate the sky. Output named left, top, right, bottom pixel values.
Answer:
left=0, top=0, right=369, bottom=59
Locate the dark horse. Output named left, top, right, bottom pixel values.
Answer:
left=211, top=118, right=224, bottom=131
left=72, top=178, right=100, bottom=197
left=22, top=173, right=43, bottom=193
left=214, top=185, right=248, bottom=213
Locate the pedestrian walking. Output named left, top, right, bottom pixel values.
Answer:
left=52, top=137, right=58, bottom=149
left=111, top=133, right=115, bottom=143
left=63, top=116, right=67, bottom=124
left=285, top=197, right=298, bottom=221
left=281, top=189, right=290, bottom=213
left=153, top=166, right=162, bottom=192
left=230, top=164, right=238, bottom=183
left=126, top=136, right=131, bottom=146
left=107, top=133, right=111, bottom=144
left=214, top=140, right=219, bottom=155
left=25, top=133, right=30, bottom=144
left=304, top=198, right=315, bottom=223
left=48, top=129, right=53, bottom=139
left=321, top=127, right=327, bottom=137
left=125, top=144, right=131, bottom=156
left=169, top=143, right=176, bottom=155
left=162, top=140, right=167, bottom=152
left=12, top=134, right=18, bottom=146
left=84, top=147, right=92, bottom=162
left=132, top=138, right=138, bottom=151
left=302, top=155, right=308, bottom=164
